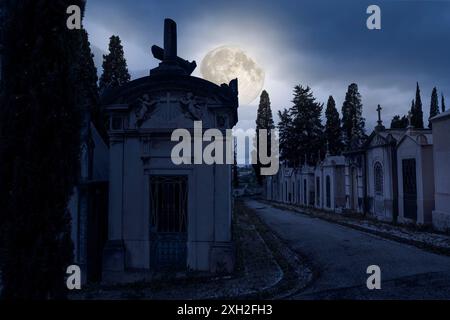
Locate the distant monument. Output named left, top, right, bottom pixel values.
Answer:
left=101, top=19, right=239, bottom=282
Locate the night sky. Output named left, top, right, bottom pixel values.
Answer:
left=84, top=0, right=450, bottom=138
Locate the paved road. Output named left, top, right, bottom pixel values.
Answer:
left=246, top=200, right=450, bottom=300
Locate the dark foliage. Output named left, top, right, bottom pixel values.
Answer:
left=0, top=0, right=88, bottom=299
left=278, top=85, right=324, bottom=166
left=442, top=94, right=446, bottom=113
left=253, top=90, right=275, bottom=185
left=324, top=96, right=343, bottom=155
left=428, top=87, right=439, bottom=128
left=410, top=82, right=424, bottom=129
left=390, top=115, right=409, bottom=129
left=99, top=35, right=130, bottom=93
left=341, top=83, right=366, bottom=150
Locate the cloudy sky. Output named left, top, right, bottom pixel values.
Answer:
left=84, top=0, right=450, bottom=136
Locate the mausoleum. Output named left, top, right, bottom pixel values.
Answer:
left=101, top=19, right=238, bottom=282
left=431, top=110, right=450, bottom=231
left=396, top=128, right=434, bottom=225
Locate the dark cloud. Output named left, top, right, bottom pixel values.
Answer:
left=85, top=0, right=450, bottom=130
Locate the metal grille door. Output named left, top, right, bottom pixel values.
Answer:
left=150, top=176, right=188, bottom=271
left=402, top=159, right=417, bottom=221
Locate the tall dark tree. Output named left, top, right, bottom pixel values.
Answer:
left=428, top=87, right=439, bottom=128
left=253, top=90, right=275, bottom=184
left=0, top=0, right=11, bottom=91
left=341, top=83, right=366, bottom=150
left=77, top=29, right=108, bottom=140
left=289, top=85, right=324, bottom=165
left=0, top=0, right=13, bottom=257
left=99, top=35, right=130, bottom=92
left=324, top=96, right=343, bottom=155
left=277, top=108, right=294, bottom=164
left=442, top=93, right=446, bottom=113
left=410, top=82, right=424, bottom=128
left=390, top=115, right=409, bottom=129
left=0, top=0, right=89, bottom=299
left=410, top=99, right=415, bottom=122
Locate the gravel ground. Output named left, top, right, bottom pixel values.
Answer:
left=70, top=201, right=312, bottom=300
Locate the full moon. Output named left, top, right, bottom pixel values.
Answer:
left=200, top=46, right=265, bottom=105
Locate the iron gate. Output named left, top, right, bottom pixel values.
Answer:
left=149, top=176, right=188, bottom=271
left=402, top=159, right=417, bottom=221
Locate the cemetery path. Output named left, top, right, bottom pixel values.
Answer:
left=245, top=199, right=450, bottom=300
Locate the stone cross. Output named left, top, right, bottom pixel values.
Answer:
left=159, top=92, right=178, bottom=105
left=158, top=92, right=180, bottom=121
left=150, top=19, right=197, bottom=75
left=377, top=104, right=382, bottom=124
left=164, top=19, right=177, bottom=61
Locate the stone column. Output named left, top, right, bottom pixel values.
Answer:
left=103, top=136, right=126, bottom=276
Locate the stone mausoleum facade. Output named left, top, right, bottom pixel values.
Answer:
left=266, top=107, right=450, bottom=232
left=100, top=19, right=238, bottom=282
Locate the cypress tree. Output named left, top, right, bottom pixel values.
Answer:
left=99, top=35, right=131, bottom=92
left=0, top=0, right=87, bottom=299
left=289, top=85, right=324, bottom=165
left=341, top=83, right=366, bottom=150
left=277, top=108, right=294, bottom=165
left=0, top=0, right=11, bottom=91
left=428, top=87, right=439, bottom=128
left=442, top=94, right=446, bottom=113
left=324, top=96, right=343, bottom=155
left=253, top=90, right=275, bottom=184
left=77, top=29, right=108, bottom=141
left=411, top=82, right=424, bottom=129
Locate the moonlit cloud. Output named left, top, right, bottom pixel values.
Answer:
left=201, top=46, right=265, bottom=104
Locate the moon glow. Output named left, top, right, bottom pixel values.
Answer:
left=200, top=46, right=265, bottom=105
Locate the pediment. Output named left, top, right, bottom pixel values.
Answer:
left=369, top=134, right=387, bottom=147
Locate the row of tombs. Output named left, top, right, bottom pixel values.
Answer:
left=265, top=112, right=450, bottom=232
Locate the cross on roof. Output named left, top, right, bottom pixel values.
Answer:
left=375, top=104, right=385, bottom=131
left=150, top=19, right=197, bottom=75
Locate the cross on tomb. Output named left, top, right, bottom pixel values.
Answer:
left=158, top=92, right=180, bottom=121
left=377, top=104, right=382, bottom=124
left=159, top=92, right=178, bottom=105
left=150, top=19, right=197, bottom=75
left=163, top=19, right=177, bottom=61
left=375, top=104, right=386, bottom=131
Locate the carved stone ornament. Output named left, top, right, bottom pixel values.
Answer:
left=179, top=92, right=205, bottom=120
left=134, top=94, right=158, bottom=127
